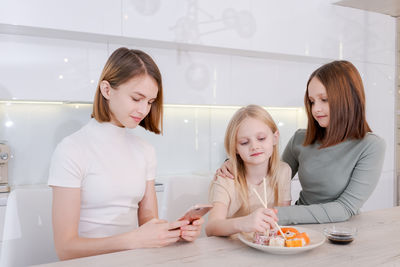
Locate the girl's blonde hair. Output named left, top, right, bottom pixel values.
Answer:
left=224, top=105, right=281, bottom=212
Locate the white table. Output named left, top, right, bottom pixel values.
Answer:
left=36, top=207, right=400, bottom=267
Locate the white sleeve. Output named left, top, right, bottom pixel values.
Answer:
left=48, top=138, right=85, bottom=188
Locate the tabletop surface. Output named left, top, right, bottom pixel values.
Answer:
left=36, top=206, right=400, bottom=267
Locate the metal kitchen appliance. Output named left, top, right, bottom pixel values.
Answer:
left=0, top=143, right=10, bottom=192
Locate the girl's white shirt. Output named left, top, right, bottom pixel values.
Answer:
left=48, top=118, right=156, bottom=238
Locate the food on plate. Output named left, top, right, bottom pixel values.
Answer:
left=269, top=236, right=285, bottom=247
left=278, top=227, right=310, bottom=247
left=253, top=229, right=271, bottom=245
left=253, top=227, right=310, bottom=248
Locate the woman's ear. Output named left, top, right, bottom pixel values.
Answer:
left=273, top=130, right=280, bottom=145
left=100, top=80, right=112, bottom=100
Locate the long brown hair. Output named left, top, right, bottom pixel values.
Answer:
left=224, top=105, right=281, bottom=211
left=92, top=47, right=163, bottom=134
left=304, top=60, right=371, bottom=148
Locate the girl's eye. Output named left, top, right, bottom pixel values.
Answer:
left=258, top=137, right=266, bottom=141
left=131, top=97, right=140, bottom=102
left=240, top=141, right=248, bottom=146
left=322, top=98, right=328, bottom=102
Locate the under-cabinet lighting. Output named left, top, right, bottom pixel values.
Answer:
left=164, top=104, right=301, bottom=110
left=0, top=100, right=302, bottom=111
left=0, top=100, right=64, bottom=105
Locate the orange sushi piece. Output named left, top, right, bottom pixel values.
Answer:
left=285, top=239, right=303, bottom=247
left=278, top=227, right=300, bottom=239
left=278, top=228, right=310, bottom=247
left=296, top=232, right=310, bottom=245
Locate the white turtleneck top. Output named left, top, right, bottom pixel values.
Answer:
left=48, top=118, right=156, bottom=238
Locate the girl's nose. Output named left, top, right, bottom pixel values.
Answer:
left=138, top=101, right=148, bottom=115
left=250, top=141, right=258, bottom=150
left=314, top=102, right=322, bottom=112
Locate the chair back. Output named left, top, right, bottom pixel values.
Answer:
left=0, top=187, right=58, bottom=267
left=159, top=175, right=212, bottom=237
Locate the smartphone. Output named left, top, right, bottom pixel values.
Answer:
left=178, top=204, right=213, bottom=223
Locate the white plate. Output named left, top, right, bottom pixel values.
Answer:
left=238, top=226, right=326, bottom=255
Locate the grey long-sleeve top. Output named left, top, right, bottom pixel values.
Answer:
left=277, top=129, right=386, bottom=225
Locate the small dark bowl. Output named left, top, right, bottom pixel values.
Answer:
left=323, top=226, right=357, bottom=245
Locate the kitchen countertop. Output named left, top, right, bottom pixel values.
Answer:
left=0, top=193, right=8, bottom=206
left=0, top=184, right=51, bottom=206
left=35, top=206, right=400, bottom=267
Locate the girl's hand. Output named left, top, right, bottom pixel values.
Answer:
left=180, top=217, right=204, bottom=242
left=132, top=218, right=189, bottom=248
left=240, top=208, right=278, bottom=233
left=215, top=159, right=234, bottom=180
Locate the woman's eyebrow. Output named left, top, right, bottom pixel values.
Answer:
left=132, top=92, right=156, bottom=100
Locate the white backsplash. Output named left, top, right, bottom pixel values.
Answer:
left=0, top=102, right=305, bottom=185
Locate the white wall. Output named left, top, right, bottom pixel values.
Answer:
left=0, top=0, right=396, bottom=210
left=0, top=103, right=304, bottom=184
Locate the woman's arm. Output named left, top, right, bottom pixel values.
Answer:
left=52, top=186, right=189, bottom=260
left=138, top=180, right=158, bottom=225
left=281, top=133, right=299, bottom=179
left=276, top=162, right=292, bottom=208
left=206, top=202, right=278, bottom=236
left=277, top=136, right=386, bottom=224
left=206, top=202, right=242, bottom=236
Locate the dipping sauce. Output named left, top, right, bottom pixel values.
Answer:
left=323, top=226, right=356, bottom=245
left=326, top=235, right=354, bottom=245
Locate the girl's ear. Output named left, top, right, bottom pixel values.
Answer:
left=273, top=130, right=280, bottom=145
left=100, top=80, right=112, bottom=100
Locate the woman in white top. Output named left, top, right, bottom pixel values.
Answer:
left=48, top=47, right=203, bottom=260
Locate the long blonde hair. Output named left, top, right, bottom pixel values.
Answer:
left=224, top=105, right=281, bottom=211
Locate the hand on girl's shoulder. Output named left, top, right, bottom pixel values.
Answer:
left=213, top=175, right=235, bottom=187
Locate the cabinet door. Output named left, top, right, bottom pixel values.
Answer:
left=0, top=205, right=6, bottom=242
left=0, top=34, right=108, bottom=102
left=0, top=0, right=121, bottom=36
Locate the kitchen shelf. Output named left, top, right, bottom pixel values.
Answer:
left=0, top=100, right=303, bottom=110
left=0, top=23, right=332, bottom=64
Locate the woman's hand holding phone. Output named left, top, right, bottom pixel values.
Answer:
left=180, top=217, right=204, bottom=242
left=132, top=218, right=190, bottom=248
left=176, top=204, right=212, bottom=242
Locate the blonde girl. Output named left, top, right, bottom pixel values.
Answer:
left=206, top=105, right=291, bottom=236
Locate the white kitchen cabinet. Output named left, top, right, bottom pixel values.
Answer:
left=108, top=44, right=231, bottom=106
left=228, top=56, right=320, bottom=107
left=0, top=205, right=5, bottom=240
left=0, top=204, right=6, bottom=258
left=121, top=0, right=394, bottom=66
left=0, top=34, right=108, bottom=102
left=151, top=48, right=231, bottom=106
left=0, top=0, right=121, bottom=36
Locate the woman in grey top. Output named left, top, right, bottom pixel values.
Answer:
left=216, top=60, right=386, bottom=225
